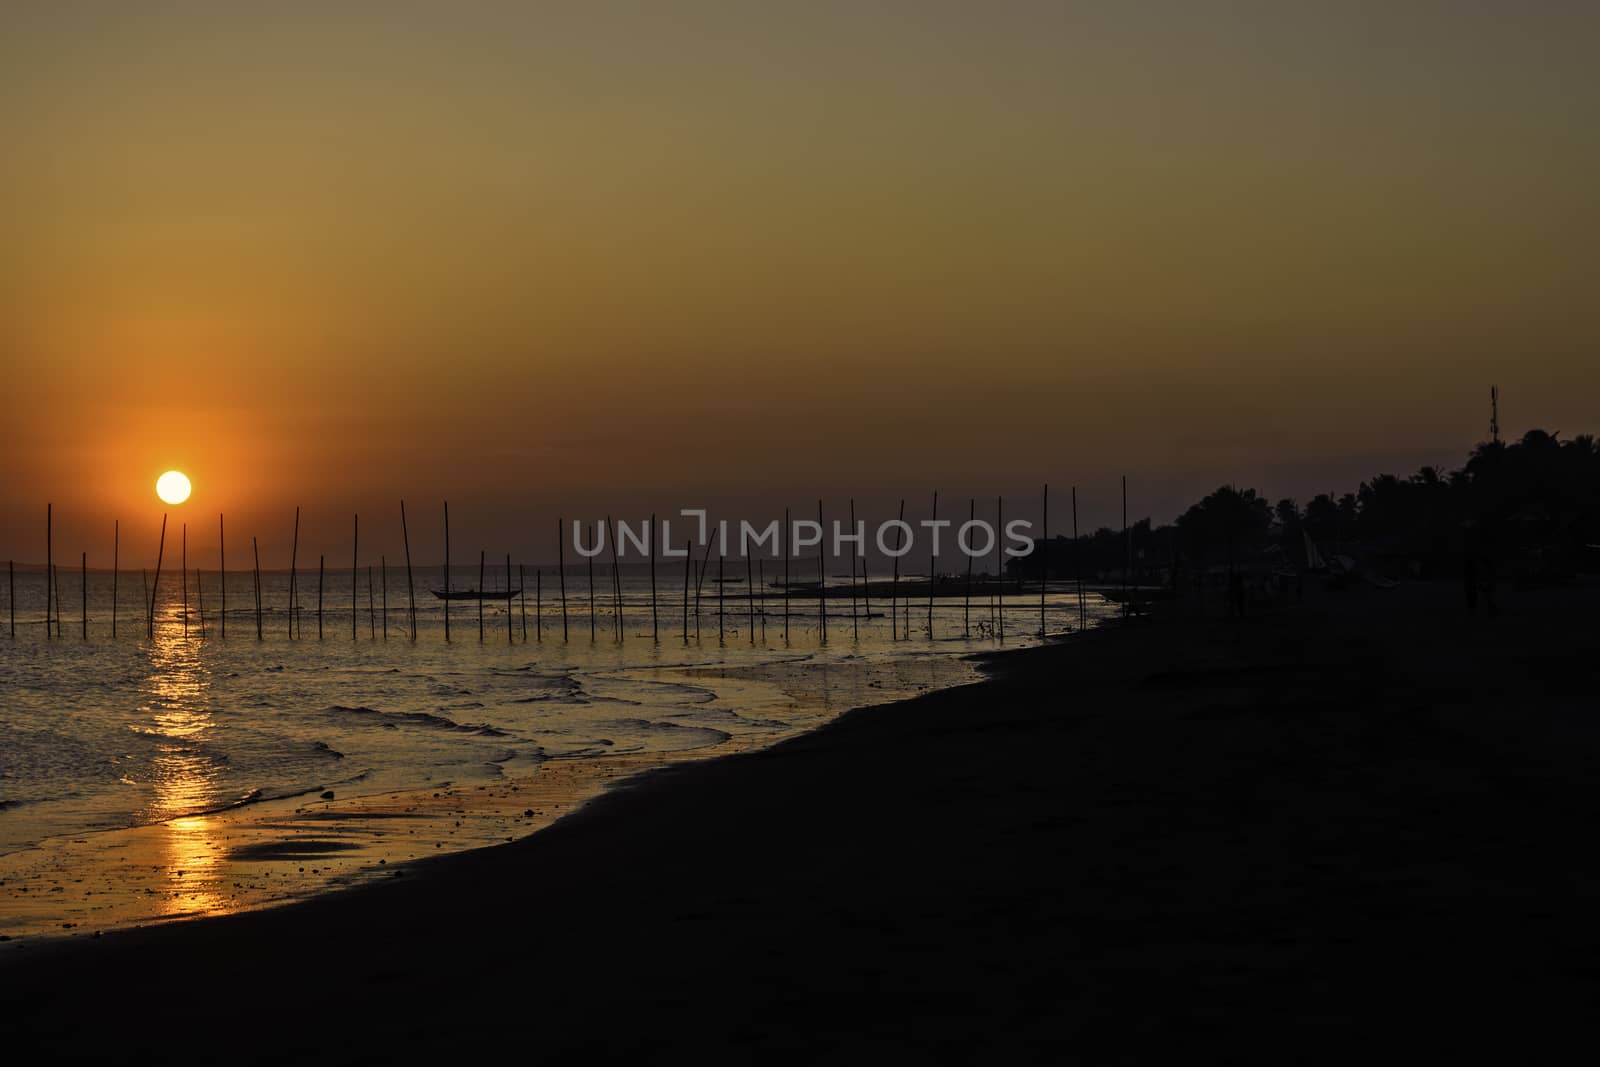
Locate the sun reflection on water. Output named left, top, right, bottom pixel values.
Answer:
left=141, top=615, right=230, bottom=916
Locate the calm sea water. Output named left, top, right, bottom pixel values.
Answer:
left=0, top=565, right=1112, bottom=858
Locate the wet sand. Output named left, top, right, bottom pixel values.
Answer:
left=3, top=578, right=1598, bottom=1062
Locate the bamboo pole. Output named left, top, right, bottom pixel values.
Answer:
left=150, top=513, right=167, bottom=639
left=113, top=520, right=119, bottom=638
left=478, top=549, right=486, bottom=642
left=996, top=496, right=1004, bottom=643
left=46, top=503, right=52, bottom=640
left=182, top=524, right=188, bottom=639
left=218, top=514, right=225, bottom=640
left=694, top=534, right=713, bottom=643
left=1040, top=483, right=1048, bottom=638
left=849, top=499, right=859, bottom=640
left=400, top=501, right=416, bottom=640
left=318, top=554, right=324, bottom=640
left=251, top=537, right=262, bottom=639
left=606, top=516, right=622, bottom=641
left=649, top=513, right=658, bottom=642
left=289, top=506, right=300, bottom=639
left=964, top=498, right=974, bottom=637
left=443, top=501, right=451, bottom=642
left=817, top=500, right=826, bottom=642
left=81, top=551, right=87, bottom=639
left=586, top=523, right=596, bottom=642
left=783, top=506, right=789, bottom=642
left=1073, top=486, right=1084, bottom=631
left=557, top=518, right=568, bottom=642
left=927, top=491, right=937, bottom=640
left=890, top=500, right=904, bottom=640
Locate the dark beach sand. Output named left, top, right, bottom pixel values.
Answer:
left=4, top=580, right=1598, bottom=1062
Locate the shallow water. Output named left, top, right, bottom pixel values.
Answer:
left=0, top=566, right=1113, bottom=937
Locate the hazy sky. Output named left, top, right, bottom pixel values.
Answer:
left=2, top=1, right=1596, bottom=565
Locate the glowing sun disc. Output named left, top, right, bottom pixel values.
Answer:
left=156, top=470, right=192, bottom=505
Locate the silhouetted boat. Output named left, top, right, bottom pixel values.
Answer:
left=431, top=588, right=520, bottom=601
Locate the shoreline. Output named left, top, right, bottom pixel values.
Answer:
left=0, top=646, right=987, bottom=941
left=5, top=578, right=1597, bottom=1060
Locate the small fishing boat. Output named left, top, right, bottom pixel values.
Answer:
left=431, top=588, right=520, bottom=601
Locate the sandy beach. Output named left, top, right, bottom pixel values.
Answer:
left=4, top=578, right=1598, bottom=1061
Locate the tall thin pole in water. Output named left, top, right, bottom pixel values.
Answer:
left=368, top=563, right=376, bottom=639
left=352, top=513, right=359, bottom=641
left=695, top=534, right=713, bottom=643
left=251, top=537, right=262, bottom=640
left=478, top=549, right=486, bottom=641
left=995, top=496, right=1004, bottom=643
left=317, top=555, right=325, bottom=639
left=717, top=552, right=724, bottom=644
left=681, top=539, right=690, bottom=644
left=181, top=524, right=188, bottom=639
left=536, top=569, right=543, bottom=642
left=54, top=565, right=62, bottom=638
left=46, top=503, right=52, bottom=639
left=817, top=500, right=826, bottom=642
left=443, top=501, right=451, bottom=642
left=586, top=523, right=596, bottom=642
left=860, top=547, right=871, bottom=625
left=557, top=518, right=568, bottom=642
left=1040, top=484, right=1048, bottom=638
left=8, top=560, right=13, bottom=638
left=289, top=507, right=300, bottom=639
left=649, top=513, right=658, bottom=642
left=849, top=499, right=859, bottom=640
left=197, top=567, right=205, bottom=637
left=782, top=507, right=790, bottom=642
left=382, top=556, right=388, bottom=640
left=519, top=564, right=527, bottom=642
left=606, top=516, right=622, bottom=641
left=400, top=501, right=416, bottom=640
left=505, top=554, right=513, bottom=644
left=927, top=491, right=938, bottom=640
left=81, top=551, right=87, bottom=639
left=1073, top=486, right=1085, bottom=632
left=890, top=499, right=904, bottom=641
left=964, top=498, right=974, bottom=637
left=758, top=557, right=766, bottom=643
left=113, top=520, right=119, bottom=638
left=218, top=514, right=225, bottom=640
left=150, top=513, right=167, bottom=640
left=746, top=549, right=754, bottom=645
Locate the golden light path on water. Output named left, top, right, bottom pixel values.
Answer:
left=141, top=623, right=228, bottom=918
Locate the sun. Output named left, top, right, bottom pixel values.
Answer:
left=156, top=470, right=192, bottom=506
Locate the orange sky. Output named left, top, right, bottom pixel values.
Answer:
left=2, top=2, right=1596, bottom=565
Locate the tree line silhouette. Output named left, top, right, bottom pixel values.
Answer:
left=1013, top=430, right=1599, bottom=584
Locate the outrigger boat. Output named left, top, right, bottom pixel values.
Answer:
left=431, top=588, right=520, bottom=601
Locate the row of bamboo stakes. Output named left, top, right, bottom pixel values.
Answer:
left=8, top=486, right=1135, bottom=643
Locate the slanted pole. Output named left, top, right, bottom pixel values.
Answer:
left=150, top=513, right=167, bottom=639
left=251, top=537, right=262, bottom=639
left=400, top=501, right=417, bottom=640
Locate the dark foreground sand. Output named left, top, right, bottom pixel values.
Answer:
left=4, top=579, right=1598, bottom=1063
